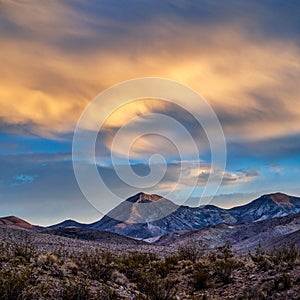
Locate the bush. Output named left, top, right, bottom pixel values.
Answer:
left=136, top=274, right=178, bottom=300
left=269, top=243, right=299, bottom=267
left=210, top=241, right=237, bottom=284
left=0, top=266, right=34, bottom=299
left=60, top=278, right=91, bottom=300
left=9, top=233, right=37, bottom=263
left=71, top=249, right=115, bottom=281
left=177, top=241, right=207, bottom=262
left=248, top=244, right=270, bottom=271
left=117, top=251, right=157, bottom=281
left=249, top=243, right=299, bottom=271
left=193, top=263, right=210, bottom=290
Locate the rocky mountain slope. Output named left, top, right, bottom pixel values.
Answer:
left=49, top=192, right=300, bottom=239
left=0, top=216, right=41, bottom=230
left=228, top=192, right=300, bottom=222
left=156, top=212, right=300, bottom=251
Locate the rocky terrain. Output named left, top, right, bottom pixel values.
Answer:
left=0, top=225, right=169, bottom=256
left=43, top=227, right=147, bottom=246
left=156, top=212, right=300, bottom=251
left=0, top=225, right=299, bottom=299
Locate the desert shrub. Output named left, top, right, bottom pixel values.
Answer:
left=37, top=253, right=59, bottom=270
left=215, top=241, right=234, bottom=261
left=268, top=243, right=298, bottom=267
left=248, top=244, right=270, bottom=271
left=150, top=257, right=177, bottom=278
left=176, top=241, right=207, bottom=262
left=0, top=242, right=10, bottom=262
left=0, top=266, right=35, bottom=299
left=249, top=243, right=299, bottom=271
left=35, top=253, right=65, bottom=279
left=111, top=270, right=128, bottom=286
left=94, top=285, right=121, bottom=300
left=62, top=259, right=79, bottom=275
left=193, top=262, right=210, bottom=290
left=274, top=272, right=291, bottom=291
left=116, top=251, right=177, bottom=299
left=9, top=234, right=37, bottom=263
left=53, top=246, right=68, bottom=260
left=165, top=255, right=178, bottom=266
left=71, top=249, right=115, bottom=281
left=59, top=278, right=91, bottom=300
left=136, top=274, right=178, bottom=300
left=238, top=286, right=266, bottom=300
left=117, top=251, right=157, bottom=281
left=210, top=241, right=237, bottom=284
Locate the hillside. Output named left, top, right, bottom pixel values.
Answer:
left=156, top=212, right=300, bottom=252
left=0, top=216, right=40, bottom=230
left=43, top=227, right=147, bottom=246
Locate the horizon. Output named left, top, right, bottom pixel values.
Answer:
left=1, top=1, right=300, bottom=226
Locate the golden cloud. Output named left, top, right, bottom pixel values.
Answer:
left=0, top=0, right=299, bottom=144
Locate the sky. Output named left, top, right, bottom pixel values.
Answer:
left=0, top=0, right=300, bottom=225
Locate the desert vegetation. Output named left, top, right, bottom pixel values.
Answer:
left=0, top=231, right=299, bottom=300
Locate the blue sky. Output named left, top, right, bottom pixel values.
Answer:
left=0, top=0, right=300, bottom=225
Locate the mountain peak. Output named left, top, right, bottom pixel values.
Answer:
left=262, top=192, right=295, bottom=206
left=0, top=215, right=36, bottom=229
left=125, top=192, right=163, bottom=203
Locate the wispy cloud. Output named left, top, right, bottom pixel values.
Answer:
left=0, top=0, right=299, bottom=145
left=11, top=174, right=38, bottom=186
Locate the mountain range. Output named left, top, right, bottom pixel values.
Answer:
left=1, top=192, right=300, bottom=251
left=48, top=192, right=300, bottom=239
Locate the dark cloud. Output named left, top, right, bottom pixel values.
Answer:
left=227, top=134, right=300, bottom=161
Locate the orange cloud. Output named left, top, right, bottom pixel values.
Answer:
left=0, top=0, right=299, bottom=145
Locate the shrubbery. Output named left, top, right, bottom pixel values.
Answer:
left=0, top=235, right=298, bottom=299
left=249, top=242, right=299, bottom=271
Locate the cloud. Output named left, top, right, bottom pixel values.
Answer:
left=221, top=169, right=259, bottom=185
left=0, top=0, right=299, bottom=147
left=0, top=151, right=297, bottom=225
left=98, top=161, right=259, bottom=193
left=227, top=133, right=300, bottom=161
left=11, top=174, right=38, bottom=186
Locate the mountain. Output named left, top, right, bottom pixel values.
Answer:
left=92, top=192, right=300, bottom=239
left=156, top=212, right=300, bottom=252
left=90, top=192, right=180, bottom=238
left=48, top=219, right=91, bottom=229
left=49, top=192, right=300, bottom=239
left=0, top=216, right=41, bottom=230
left=228, top=192, right=300, bottom=222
